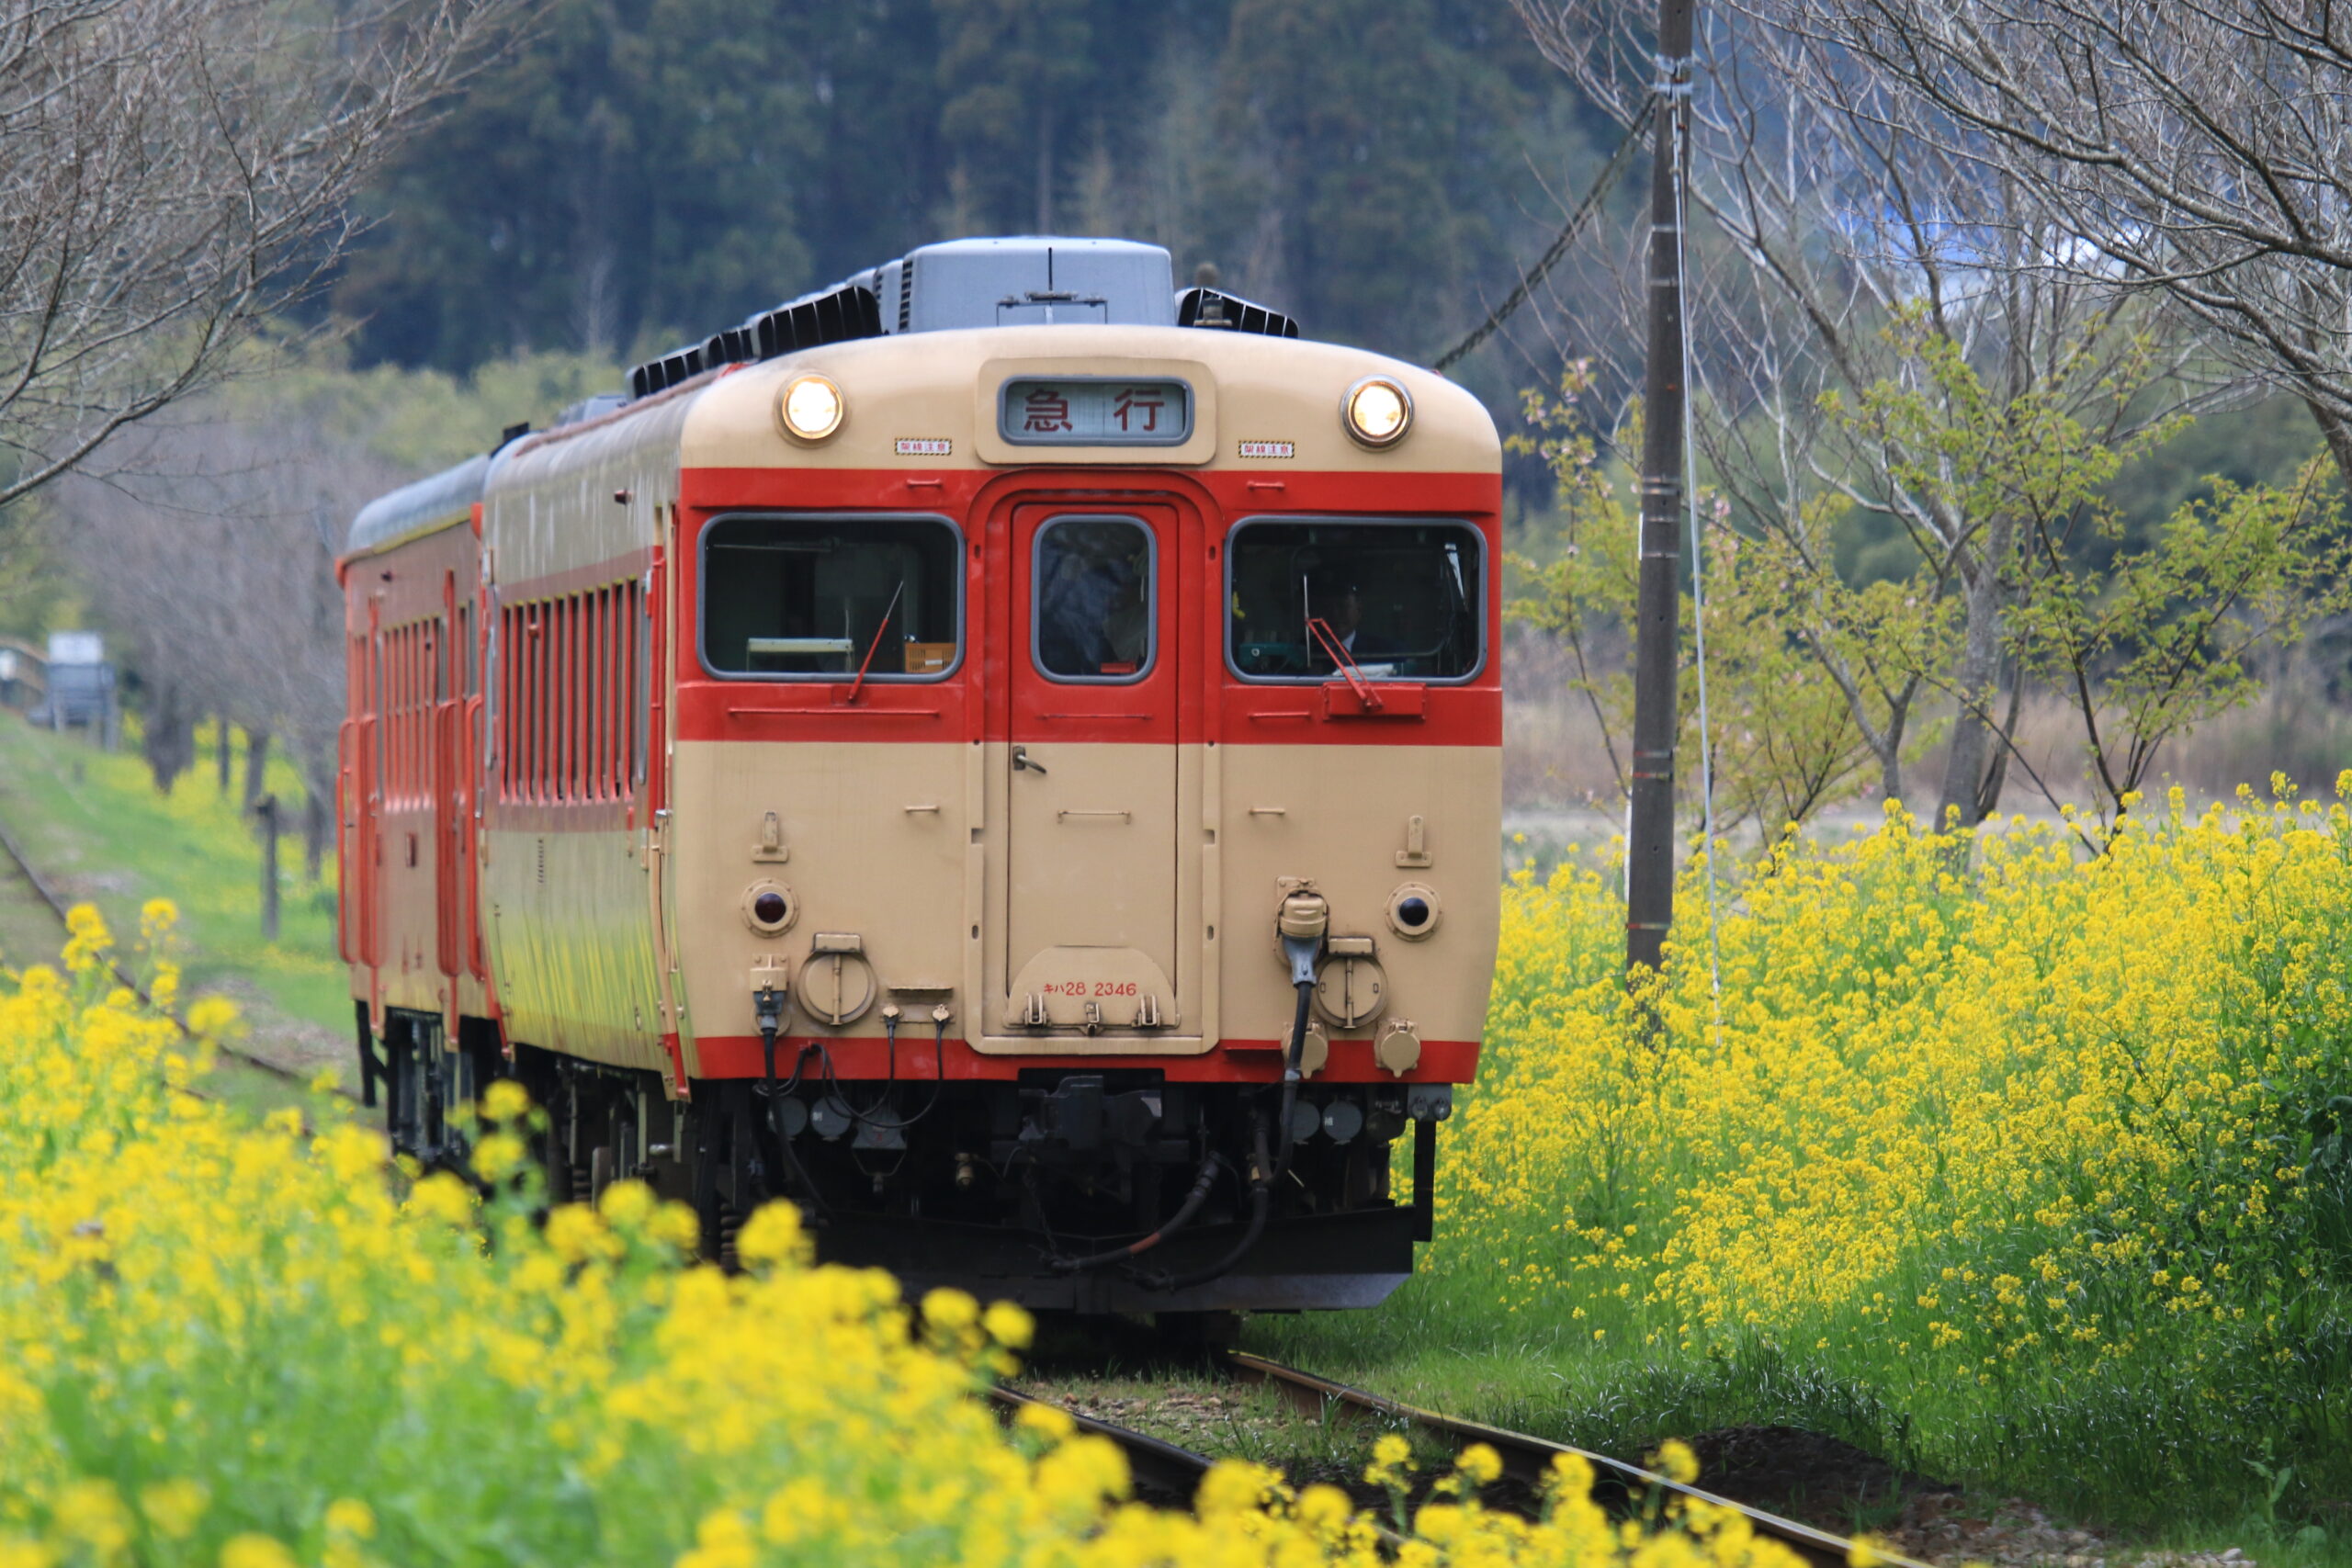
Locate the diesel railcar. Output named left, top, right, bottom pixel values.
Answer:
left=337, top=236, right=1501, bottom=1314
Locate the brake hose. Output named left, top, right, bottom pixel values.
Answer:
left=1270, top=975, right=1316, bottom=1181
left=754, top=985, right=830, bottom=1214
left=1147, top=895, right=1325, bottom=1292
left=1048, top=1151, right=1226, bottom=1273
left=1149, top=1117, right=1272, bottom=1292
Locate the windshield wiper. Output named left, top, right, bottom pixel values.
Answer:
left=843, top=579, right=907, bottom=705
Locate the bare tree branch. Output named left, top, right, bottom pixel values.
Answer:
left=0, top=0, right=525, bottom=508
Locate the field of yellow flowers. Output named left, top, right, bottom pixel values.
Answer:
left=0, top=901, right=1816, bottom=1568
left=1279, top=784, right=2352, bottom=1534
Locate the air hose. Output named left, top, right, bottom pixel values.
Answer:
left=1048, top=1152, right=1226, bottom=1272
left=1150, top=1118, right=1272, bottom=1292
left=753, top=984, right=829, bottom=1214
left=1270, top=973, right=1317, bottom=1180
left=1148, top=890, right=1327, bottom=1293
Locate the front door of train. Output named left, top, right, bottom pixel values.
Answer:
left=1001, top=501, right=1187, bottom=1038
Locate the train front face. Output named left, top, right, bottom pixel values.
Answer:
left=666, top=308, right=1501, bottom=1314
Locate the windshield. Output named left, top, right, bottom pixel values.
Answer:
left=1227, top=519, right=1482, bottom=682
left=701, top=514, right=960, bottom=678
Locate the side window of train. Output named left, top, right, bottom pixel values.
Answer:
left=1226, top=518, right=1484, bottom=682
left=1033, top=515, right=1155, bottom=682
left=700, top=514, right=962, bottom=680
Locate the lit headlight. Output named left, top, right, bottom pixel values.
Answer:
left=1342, top=375, right=1412, bottom=448
left=778, top=373, right=845, bottom=442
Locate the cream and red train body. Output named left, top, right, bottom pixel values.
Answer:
left=337, top=238, right=1500, bottom=1314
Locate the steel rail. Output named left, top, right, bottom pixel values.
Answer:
left=0, top=797, right=349, bottom=1098
left=987, top=1385, right=1216, bottom=1507
left=1225, top=1352, right=1924, bottom=1568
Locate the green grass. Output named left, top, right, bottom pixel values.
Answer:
left=1247, top=1271, right=2352, bottom=1561
left=0, top=715, right=351, bottom=1081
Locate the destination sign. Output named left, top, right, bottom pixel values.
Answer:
left=1000, top=378, right=1192, bottom=446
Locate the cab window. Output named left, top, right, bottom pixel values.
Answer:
left=1227, top=519, right=1482, bottom=681
left=701, top=514, right=961, bottom=679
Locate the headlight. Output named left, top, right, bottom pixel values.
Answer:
left=778, top=373, right=845, bottom=442
left=1342, top=375, right=1412, bottom=448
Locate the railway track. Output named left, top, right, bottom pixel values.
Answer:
left=988, top=1384, right=1220, bottom=1508
left=0, top=803, right=351, bottom=1101
left=1004, top=1351, right=1923, bottom=1568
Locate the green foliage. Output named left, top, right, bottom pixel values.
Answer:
left=2100, top=394, right=2328, bottom=551
left=934, top=0, right=1097, bottom=231
left=334, top=0, right=1603, bottom=375
left=2013, top=458, right=2352, bottom=818
left=1504, top=364, right=1883, bottom=837
left=1829, top=311, right=2352, bottom=826
left=210, top=343, right=623, bottom=470
left=1510, top=301, right=2349, bottom=836
left=335, top=0, right=819, bottom=367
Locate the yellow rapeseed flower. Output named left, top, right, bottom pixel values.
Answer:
left=137, top=1480, right=208, bottom=1541
left=323, top=1499, right=376, bottom=1540
left=218, top=1534, right=299, bottom=1568
left=481, top=1079, right=532, bottom=1122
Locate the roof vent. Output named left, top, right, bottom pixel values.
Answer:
left=1177, top=287, right=1299, bottom=338
left=749, top=282, right=882, bottom=358
left=618, top=238, right=1293, bottom=403
left=702, top=325, right=756, bottom=368
left=627, top=343, right=705, bottom=400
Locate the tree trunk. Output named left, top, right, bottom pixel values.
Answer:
left=142, top=683, right=195, bottom=794
left=1973, top=664, right=2023, bottom=819
left=216, top=715, right=233, bottom=792
left=243, top=727, right=272, bottom=811
left=254, top=795, right=280, bottom=942
left=1936, top=562, right=2006, bottom=830
left=2303, top=397, right=2352, bottom=492
left=302, top=773, right=329, bottom=883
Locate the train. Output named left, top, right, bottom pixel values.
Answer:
left=336, top=236, right=1501, bottom=1319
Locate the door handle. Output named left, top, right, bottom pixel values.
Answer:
left=1012, top=745, right=1047, bottom=774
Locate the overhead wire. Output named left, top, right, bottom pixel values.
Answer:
left=1433, top=98, right=1659, bottom=375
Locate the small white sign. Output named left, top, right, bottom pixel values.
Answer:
left=895, top=437, right=953, bottom=457
left=47, top=631, right=103, bottom=665
left=1238, top=439, right=1295, bottom=459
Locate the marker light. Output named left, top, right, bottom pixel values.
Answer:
left=1342, top=375, right=1412, bottom=448
left=778, top=373, right=845, bottom=442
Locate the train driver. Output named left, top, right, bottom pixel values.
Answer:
left=1308, top=574, right=1404, bottom=671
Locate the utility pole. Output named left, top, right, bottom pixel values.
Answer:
left=1626, top=0, right=1697, bottom=976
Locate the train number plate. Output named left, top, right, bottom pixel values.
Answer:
left=1000, top=378, right=1192, bottom=446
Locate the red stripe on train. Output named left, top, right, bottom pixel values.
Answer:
left=692, top=1033, right=1478, bottom=1084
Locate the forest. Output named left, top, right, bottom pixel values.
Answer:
left=334, top=0, right=1602, bottom=412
